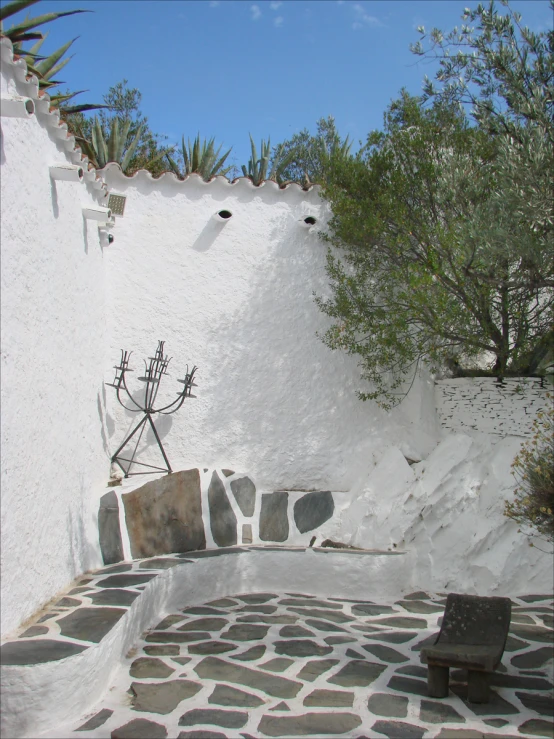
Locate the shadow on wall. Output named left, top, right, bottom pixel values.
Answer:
left=0, top=126, right=5, bottom=165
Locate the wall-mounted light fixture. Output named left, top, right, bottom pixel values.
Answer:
left=300, top=216, right=317, bottom=228
left=107, top=193, right=127, bottom=217
left=49, top=164, right=84, bottom=182
left=213, top=209, right=233, bottom=222
left=1, top=95, right=35, bottom=118
left=82, top=205, right=112, bottom=223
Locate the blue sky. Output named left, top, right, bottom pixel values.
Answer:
left=3, top=0, right=551, bottom=171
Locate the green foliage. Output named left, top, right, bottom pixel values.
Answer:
left=165, top=134, right=232, bottom=181
left=505, top=397, right=554, bottom=543
left=241, top=135, right=294, bottom=186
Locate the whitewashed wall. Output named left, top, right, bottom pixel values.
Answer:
left=436, top=377, right=550, bottom=437
left=0, top=44, right=111, bottom=637
left=100, top=165, right=439, bottom=492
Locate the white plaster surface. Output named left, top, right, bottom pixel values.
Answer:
left=0, top=50, right=111, bottom=637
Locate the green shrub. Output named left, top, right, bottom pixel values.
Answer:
left=505, top=394, right=554, bottom=543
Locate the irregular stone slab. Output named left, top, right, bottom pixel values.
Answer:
left=123, top=469, right=205, bottom=557
left=516, top=692, right=554, bottom=716
left=177, top=733, right=227, bottom=739
left=130, top=657, right=175, bottom=678
left=411, top=633, right=440, bottom=651
left=145, top=631, right=212, bottom=643
left=194, top=657, right=303, bottom=698
left=179, top=708, right=247, bottom=729
left=259, top=492, right=289, bottom=542
left=362, top=644, right=408, bottom=663
left=451, top=668, right=553, bottom=692
left=183, top=606, right=225, bottom=616
left=367, top=693, right=408, bottom=718
left=258, top=712, right=361, bottom=736
left=207, top=598, right=238, bottom=608
left=237, top=614, right=298, bottom=625
left=540, top=614, right=554, bottom=628
left=178, top=618, right=228, bottom=632
left=387, top=676, right=429, bottom=697
left=261, top=658, right=294, bottom=672
left=54, top=597, right=82, bottom=608
left=231, top=645, right=266, bottom=661
left=371, top=720, right=425, bottom=738
left=96, top=574, right=156, bottom=589
left=279, top=625, right=315, bottom=638
left=111, top=718, right=168, bottom=738
left=221, top=624, right=270, bottom=641
left=367, top=631, right=418, bottom=644
left=88, top=589, right=140, bottom=607
left=403, top=591, right=431, bottom=600
left=238, top=605, right=277, bottom=614
left=483, top=718, right=509, bottom=727
left=396, top=665, right=428, bottom=678
left=329, top=659, right=387, bottom=687
left=371, top=616, right=428, bottom=629
left=37, top=612, right=61, bottom=623
left=99, top=490, right=124, bottom=565
left=518, top=719, right=554, bottom=737
left=69, top=587, right=93, bottom=594
left=76, top=708, right=114, bottom=731
left=100, top=564, right=133, bottom=574
left=19, top=625, right=49, bottom=637
left=56, top=607, right=126, bottom=643
left=209, top=684, right=264, bottom=707
left=230, top=477, right=256, bottom=516
left=511, top=613, right=536, bottom=624
left=420, top=699, right=466, bottom=724
left=293, top=491, right=334, bottom=533
left=270, top=702, right=290, bottom=711
left=511, top=646, right=554, bottom=669
left=237, top=594, right=277, bottom=604
left=188, top=641, right=238, bottom=655
left=209, top=471, right=237, bottom=547
left=131, top=679, right=202, bottom=713
left=154, top=615, right=186, bottom=630
left=275, top=640, right=333, bottom=658
left=180, top=548, right=244, bottom=559
left=518, top=595, right=554, bottom=603
left=345, top=648, right=366, bottom=659
left=305, top=619, right=347, bottom=632
left=285, top=607, right=353, bottom=623
left=279, top=598, right=343, bottom=609
left=434, top=731, right=487, bottom=739
left=144, top=645, right=180, bottom=656
left=510, top=624, right=554, bottom=643
left=325, top=636, right=356, bottom=645
left=139, top=558, right=184, bottom=569
left=351, top=624, right=387, bottom=633
left=450, top=684, right=519, bottom=714
left=504, top=635, right=531, bottom=651
left=222, top=469, right=235, bottom=477
left=303, top=689, right=354, bottom=707
left=396, top=600, right=444, bottom=614
left=296, top=659, right=340, bottom=682
left=1, top=639, right=87, bottom=665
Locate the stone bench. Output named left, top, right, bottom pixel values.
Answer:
left=420, top=592, right=511, bottom=703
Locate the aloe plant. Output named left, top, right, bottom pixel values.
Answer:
left=241, top=135, right=295, bottom=186
left=165, top=134, right=233, bottom=181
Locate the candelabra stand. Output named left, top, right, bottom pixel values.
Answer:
left=106, top=341, right=197, bottom=477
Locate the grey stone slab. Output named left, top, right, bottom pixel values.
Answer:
left=367, top=631, right=418, bottom=644
left=285, top=607, right=353, bottom=623
left=275, top=640, right=333, bottom=658
left=188, top=641, right=238, bottom=655
left=130, top=657, right=175, bottom=678
left=303, top=689, right=354, bottom=707
left=230, top=477, right=256, bottom=517
left=88, top=589, right=140, bottom=607
left=434, top=731, right=487, bottom=739
left=207, top=598, right=239, bottom=607
left=209, top=684, right=265, bottom=707
left=237, top=594, right=277, bottom=604
left=195, top=657, right=303, bottom=698
left=505, top=635, right=532, bottom=651
left=450, top=684, right=519, bottom=715
left=296, top=659, right=340, bottom=682
left=178, top=618, right=228, bottom=632
left=96, top=574, right=156, bottom=589
left=352, top=604, right=397, bottom=617
left=154, top=615, right=186, bottom=630
left=420, top=699, right=466, bottom=724
left=122, top=469, right=205, bottom=557
left=483, top=718, right=509, bottom=727
left=37, top=612, right=60, bottom=623
left=222, top=469, right=235, bottom=477
left=345, top=648, right=366, bottom=659
left=371, top=616, right=428, bottom=629
left=183, top=606, right=225, bottom=615
left=238, top=605, right=277, bottom=613
left=76, top=708, right=114, bottom=731
left=328, top=659, right=387, bottom=687
left=511, top=613, right=536, bottom=624
left=387, top=675, right=429, bottom=697
left=145, top=631, right=212, bottom=643
left=371, top=720, right=425, bottom=738
left=326, top=636, right=356, bottom=645
left=237, top=614, right=298, bottom=625
left=172, top=657, right=192, bottom=665
left=303, top=619, right=347, bottom=632
left=54, top=597, right=82, bottom=608
left=510, top=624, right=554, bottom=643
left=57, top=607, right=126, bottom=643
left=130, top=679, right=202, bottom=714
left=293, top=491, right=334, bottom=533
left=177, top=733, right=227, bottom=739
left=258, top=712, right=362, bottom=736
left=19, top=625, right=49, bottom=637
left=367, top=693, right=408, bottom=718
left=100, top=564, right=133, bottom=574
left=517, top=719, right=554, bottom=737
left=351, top=623, right=388, bottom=633
left=183, top=548, right=244, bottom=559
left=111, top=718, right=168, bottom=738
left=179, top=709, right=248, bottom=729
left=411, top=633, right=440, bottom=651
left=540, top=614, right=554, bottom=628
left=144, top=645, right=180, bottom=656
left=278, top=598, right=342, bottom=610
left=279, top=625, right=315, bottom=638
left=231, top=645, right=266, bottom=662
left=403, top=591, right=431, bottom=600
left=397, top=600, right=445, bottom=614
left=221, top=624, right=270, bottom=641
left=259, top=492, right=289, bottom=542
left=0, top=639, right=87, bottom=665
left=99, top=490, right=124, bottom=565
left=516, top=692, right=554, bottom=716
left=396, top=665, right=428, bottom=678
left=269, top=702, right=290, bottom=711
left=362, top=644, right=409, bottom=663
left=209, top=471, right=238, bottom=547
left=518, top=595, right=554, bottom=603
left=511, top=646, right=554, bottom=669
left=139, top=558, right=185, bottom=569
left=260, top=658, right=294, bottom=672
left=451, top=668, right=553, bottom=691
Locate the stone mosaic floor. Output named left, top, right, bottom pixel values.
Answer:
left=36, top=587, right=553, bottom=739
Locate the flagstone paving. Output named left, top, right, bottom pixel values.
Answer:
left=31, top=584, right=553, bottom=738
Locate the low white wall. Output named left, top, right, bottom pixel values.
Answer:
left=0, top=44, right=111, bottom=637
left=435, top=377, right=549, bottom=437
left=100, top=165, right=439, bottom=492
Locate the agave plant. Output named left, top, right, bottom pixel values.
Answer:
left=165, top=134, right=233, bottom=181
left=241, top=135, right=295, bottom=186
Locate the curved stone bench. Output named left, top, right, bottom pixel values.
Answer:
left=0, top=546, right=409, bottom=739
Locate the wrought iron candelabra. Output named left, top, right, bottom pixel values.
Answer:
left=107, top=341, right=197, bottom=477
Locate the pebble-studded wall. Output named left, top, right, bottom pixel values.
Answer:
left=435, top=377, right=550, bottom=437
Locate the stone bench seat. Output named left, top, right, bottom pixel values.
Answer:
left=420, top=643, right=501, bottom=672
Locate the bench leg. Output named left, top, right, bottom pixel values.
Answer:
left=427, top=665, right=449, bottom=698
left=467, top=670, right=490, bottom=703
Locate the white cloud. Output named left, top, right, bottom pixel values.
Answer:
left=352, top=2, right=383, bottom=28
left=250, top=4, right=261, bottom=20
left=270, top=1, right=282, bottom=9
left=274, top=15, right=283, bottom=27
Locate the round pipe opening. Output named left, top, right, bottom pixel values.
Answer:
left=218, top=210, right=233, bottom=220
left=25, top=99, right=35, bottom=116
left=107, top=234, right=115, bottom=245
left=304, top=216, right=317, bottom=226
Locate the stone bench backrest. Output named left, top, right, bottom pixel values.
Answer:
left=437, top=593, right=511, bottom=651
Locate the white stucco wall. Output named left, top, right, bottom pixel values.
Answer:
left=100, top=165, right=439, bottom=492
left=0, top=45, right=111, bottom=637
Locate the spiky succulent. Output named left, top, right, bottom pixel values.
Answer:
left=165, top=134, right=233, bottom=181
